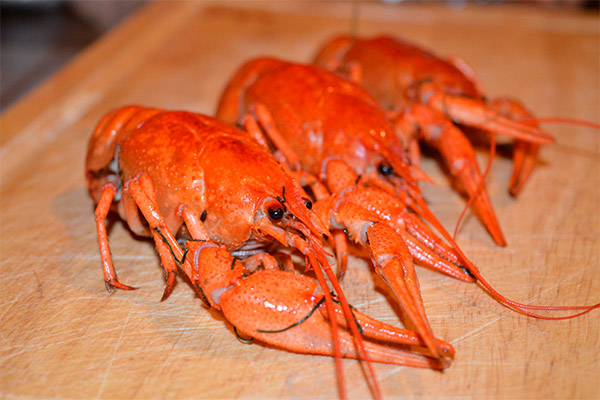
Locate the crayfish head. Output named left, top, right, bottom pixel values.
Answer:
left=251, top=188, right=332, bottom=275
left=200, top=130, right=331, bottom=248
left=253, top=181, right=330, bottom=244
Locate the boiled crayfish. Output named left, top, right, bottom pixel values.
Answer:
left=86, top=106, right=454, bottom=400
left=314, top=35, right=559, bottom=246
left=217, top=57, right=480, bottom=362
left=216, top=57, right=599, bottom=328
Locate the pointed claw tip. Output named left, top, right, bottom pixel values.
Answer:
left=493, top=234, right=507, bottom=247
left=482, top=219, right=506, bottom=247
left=482, top=218, right=506, bottom=247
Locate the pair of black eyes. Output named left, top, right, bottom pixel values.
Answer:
left=267, top=200, right=312, bottom=221
left=378, top=163, right=394, bottom=176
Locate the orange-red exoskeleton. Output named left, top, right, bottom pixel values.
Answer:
left=217, top=57, right=479, bottom=364
left=216, top=58, right=599, bottom=342
left=314, top=35, right=559, bottom=246
left=86, top=106, right=454, bottom=400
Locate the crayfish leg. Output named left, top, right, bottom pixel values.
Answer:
left=423, top=87, right=555, bottom=145
left=488, top=98, right=541, bottom=197
left=253, top=104, right=302, bottom=170
left=322, top=159, right=472, bottom=280
left=509, top=140, right=540, bottom=196
left=396, top=104, right=506, bottom=246
left=150, top=229, right=178, bottom=301
left=339, top=183, right=468, bottom=270
left=124, top=173, right=195, bottom=298
left=94, top=183, right=136, bottom=292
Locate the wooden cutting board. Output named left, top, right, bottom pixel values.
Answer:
left=1, top=2, right=598, bottom=399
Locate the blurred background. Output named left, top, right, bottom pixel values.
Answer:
left=0, top=0, right=597, bottom=113
left=1, top=0, right=144, bottom=112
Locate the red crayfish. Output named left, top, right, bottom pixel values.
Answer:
left=314, top=35, right=560, bottom=246
left=216, top=57, right=599, bottom=332
left=86, top=106, right=455, bottom=400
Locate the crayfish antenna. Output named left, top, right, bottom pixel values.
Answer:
left=525, top=117, right=600, bottom=130
left=306, top=236, right=383, bottom=400
left=447, top=113, right=600, bottom=317
left=413, top=195, right=600, bottom=319
left=272, top=219, right=380, bottom=400
left=307, top=250, right=347, bottom=399
left=323, top=302, right=455, bottom=362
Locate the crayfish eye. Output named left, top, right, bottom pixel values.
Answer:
left=304, top=200, right=313, bottom=210
left=266, top=200, right=285, bottom=221
left=378, top=162, right=394, bottom=176
left=268, top=207, right=284, bottom=220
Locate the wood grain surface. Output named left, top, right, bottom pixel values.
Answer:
left=1, top=2, right=598, bottom=399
